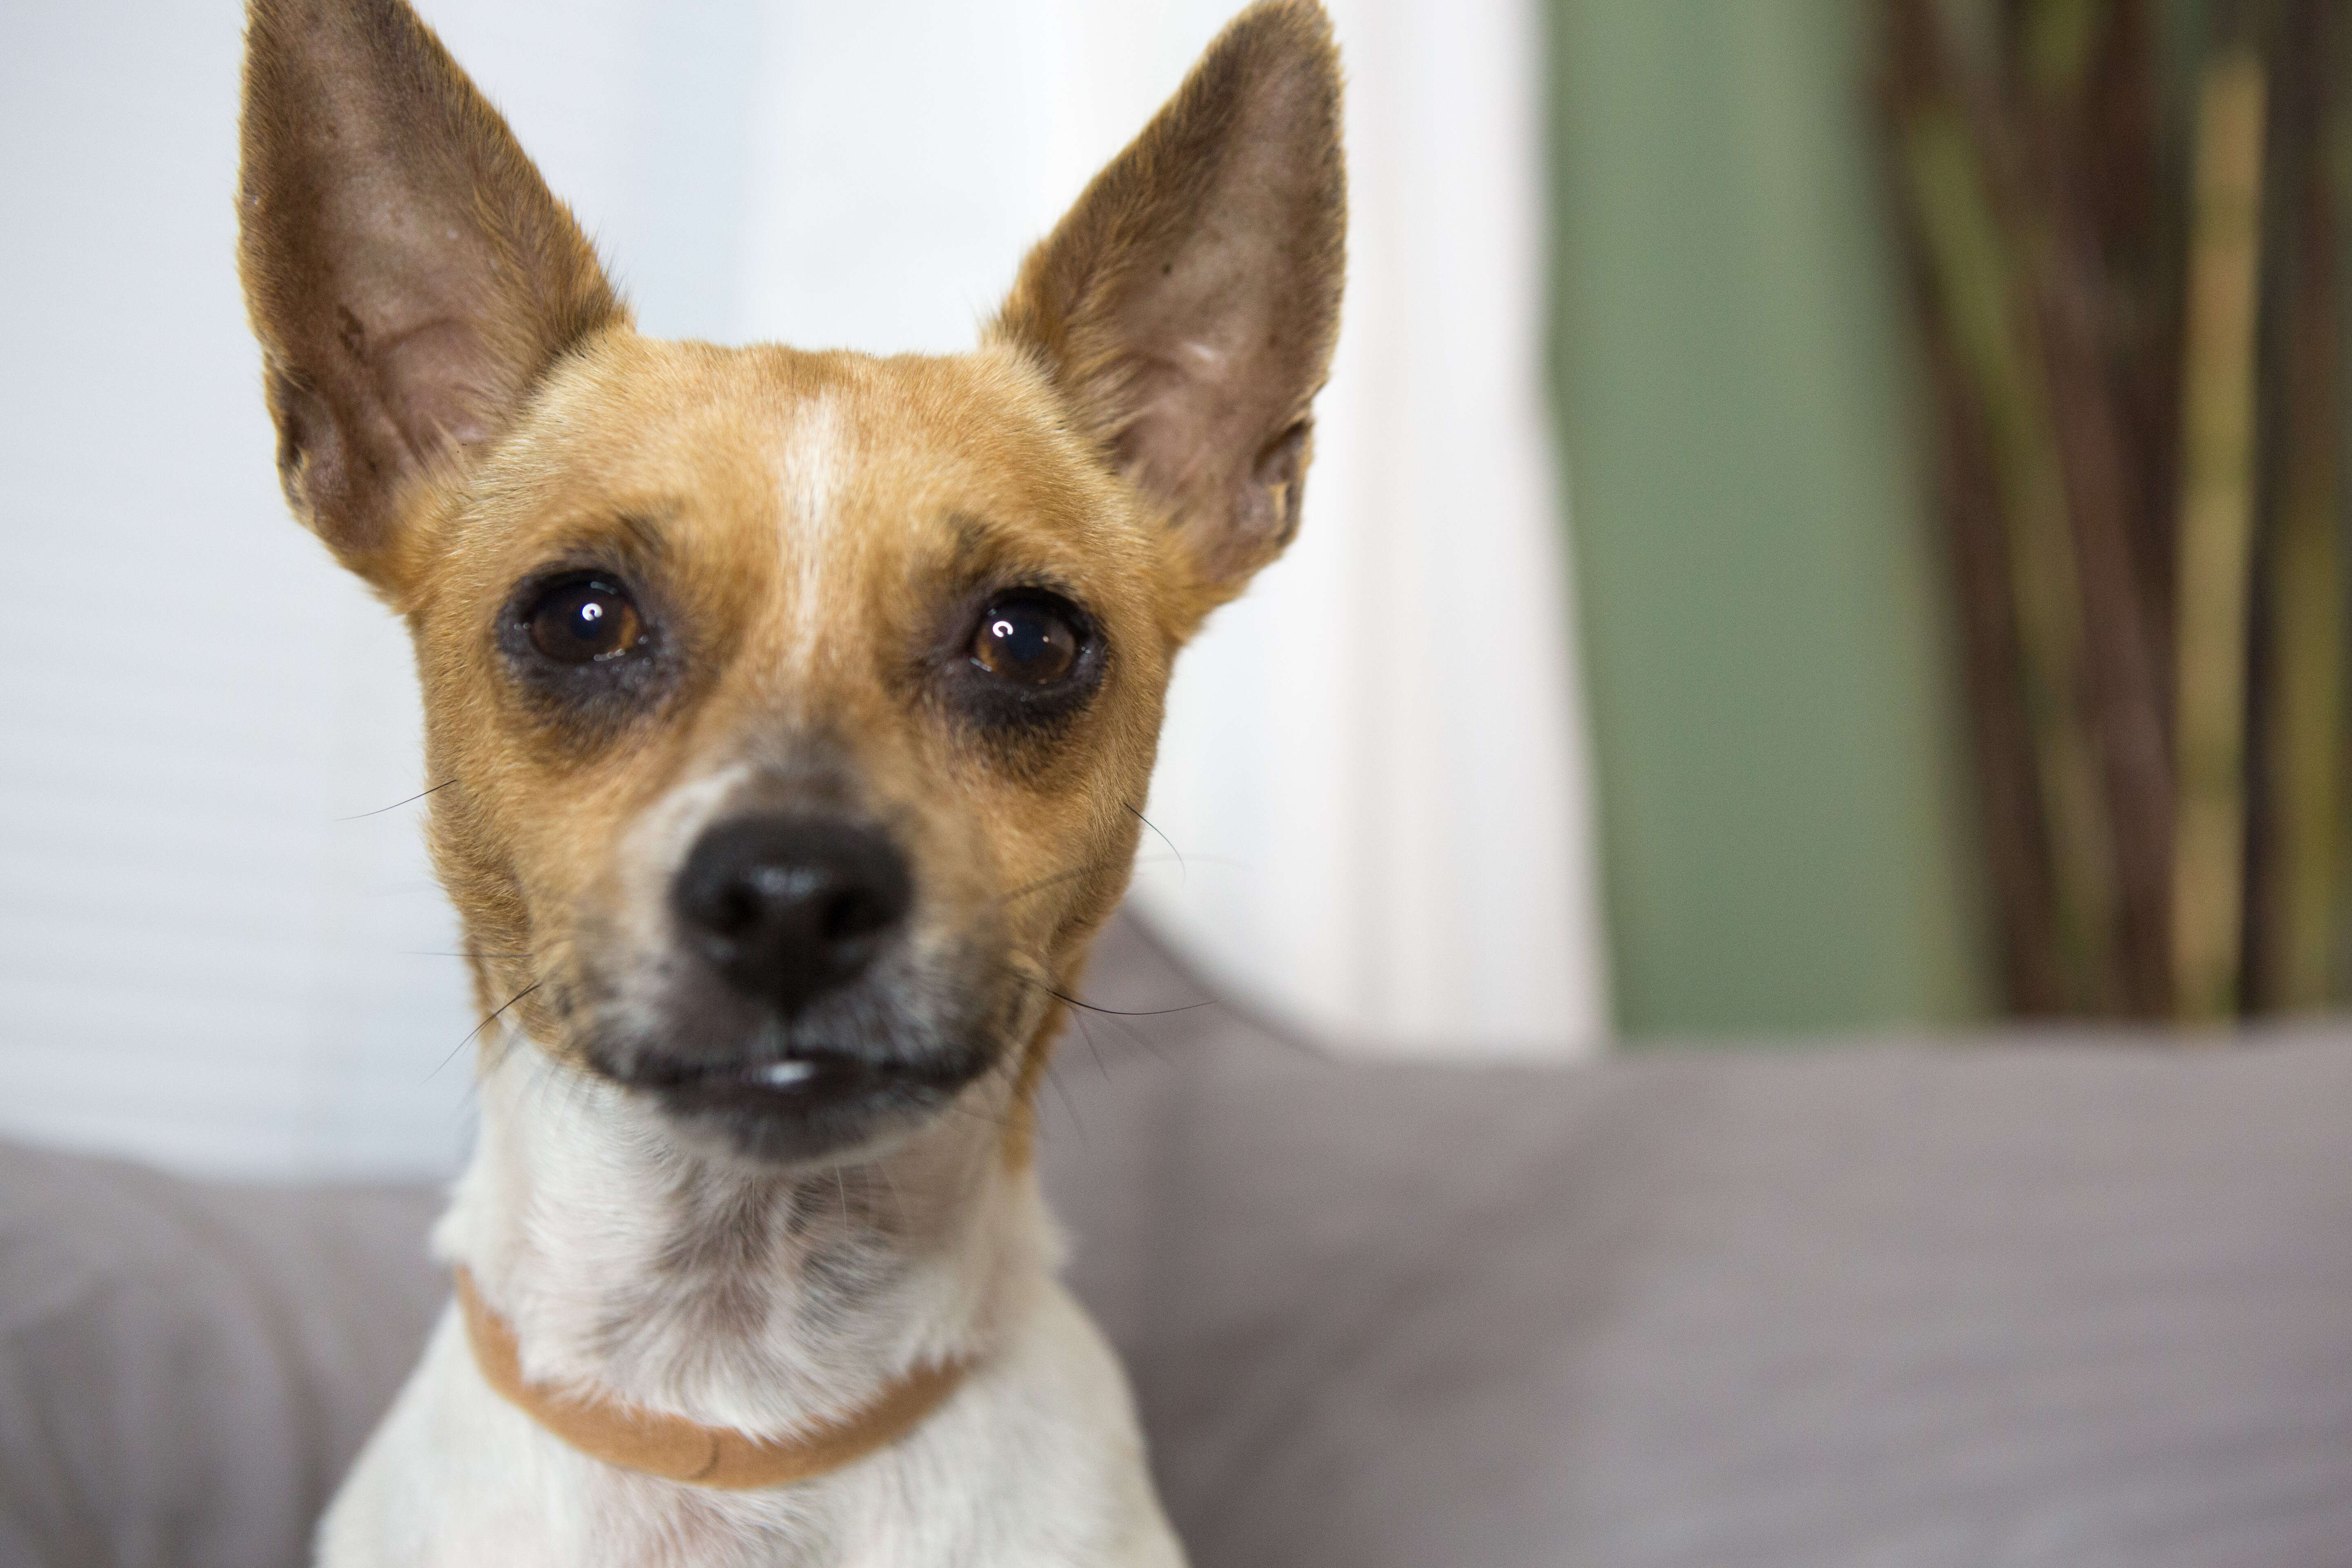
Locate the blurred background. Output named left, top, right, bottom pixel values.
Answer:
left=2, top=0, right=2343, bottom=1179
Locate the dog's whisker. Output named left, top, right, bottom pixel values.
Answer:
left=1122, top=802, right=1185, bottom=884
left=932, top=1093, right=1019, bottom=1135
left=1039, top=977, right=1176, bottom=1068
left=997, top=966, right=1214, bottom=1020
left=867, top=1155, right=913, bottom=1232
left=992, top=848, right=1249, bottom=912
left=429, top=978, right=544, bottom=1084
left=334, top=777, right=458, bottom=822
left=995, top=859, right=1122, bottom=907
left=399, top=950, right=536, bottom=960
left=1039, top=1060, right=1089, bottom=1147
left=1135, top=851, right=1251, bottom=871
left=930, top=1082, right=1027, bottom=1141
left=1067, top=1008, right=1114, bottom=1080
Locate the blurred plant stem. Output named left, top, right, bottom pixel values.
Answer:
left=1881, top=0, right=2344, bottom=1025
left=2252, top=0, right=2340, bottom=1012
left=1899, top=98, right=2118, bottom=1009
left=2169, top=47, right=2267, bottom=1021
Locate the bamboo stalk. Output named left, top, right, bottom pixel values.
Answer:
left=2328, top=34, right=2352, bottom=1002
left=2020, top=165, right=2179, bottom=1020
left=1921, top=316, right=2072, bottom=1012
left=1899, top=100, right=2121, bottom=1010
left=2022, top=0, right=2183, bottom=1025
left=2006, top=0, right=2180, bottom=1020
left=2170, top=50, right=2270, bottom=1022
left=1884, top=0, right=2075, bottom=1013
left=2257, top=1, right=2341, bottom=1011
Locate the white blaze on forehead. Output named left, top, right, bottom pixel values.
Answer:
left=777, top=393, right=848, bottom=675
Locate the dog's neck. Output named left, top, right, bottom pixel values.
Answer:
left=433, top=1036, right=1050, bottom=1443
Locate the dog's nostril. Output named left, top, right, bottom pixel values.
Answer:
left=709, top=883, right=766, bottom=938
left=673, top=814, right=913, bottom=1016
left=820, top=886, right=893, bottom=944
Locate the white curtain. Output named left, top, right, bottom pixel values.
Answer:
left=0, top=0, right=1605, bottom=1181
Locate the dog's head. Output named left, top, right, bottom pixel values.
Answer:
left=235, top=0, right=1343, bottom=1165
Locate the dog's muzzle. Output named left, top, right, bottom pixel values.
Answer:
left=600, top=811, right=991, bottom=1163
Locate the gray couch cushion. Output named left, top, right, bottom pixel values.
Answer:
left=4, top=912, right=2351, bottom=1567
left=1045, top=920, right=2352, bottom=1568
left=0, top=1145, right=441, bottom=1568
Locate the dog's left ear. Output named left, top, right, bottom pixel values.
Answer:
left=995, top=0, right=1345, bottom=615
left=236, top=0, right=624, bottom=594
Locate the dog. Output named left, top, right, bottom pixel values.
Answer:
left=234, top=0, right=1342, bottom=1561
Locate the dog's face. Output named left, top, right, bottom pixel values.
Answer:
left=236, top=0, right=1342, bottom=1165
left=407, top=345, right=1177, bottom=1163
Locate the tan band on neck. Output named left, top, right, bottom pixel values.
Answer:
left=453, top=1267, right=968, bottom=1491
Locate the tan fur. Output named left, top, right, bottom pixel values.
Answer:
left=236, top=0, right=1342, bottom=1557
left=395, top=340, right=1174, bottom=1080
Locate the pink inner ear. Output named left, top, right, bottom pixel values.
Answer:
left=1116, top=347, right=1315, bottom=583
left=369, top=316, right=503, bottom=452
left=1109, top=255, right=1301, bottom=539
left=327, top=208, right=515, bottom=460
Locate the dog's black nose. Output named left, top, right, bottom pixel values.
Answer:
left=672, top=816, right=913, bottom=1016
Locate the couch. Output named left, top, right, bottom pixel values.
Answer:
left=4, top=915, right=2349, bottom=1567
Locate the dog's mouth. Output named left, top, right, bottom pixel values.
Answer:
left=590, top=1029, right=996, bottom=1166
left=623, top=1045, right=975, bottom=1118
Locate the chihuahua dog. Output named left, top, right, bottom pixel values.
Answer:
left=236, top=0, right=1341, bottom=1562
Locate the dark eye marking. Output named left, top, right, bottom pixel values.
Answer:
left=498, top=566, right=676, bottom=738
left=939, top=586, right=1105, bottom=742
left=525, top=576, right=644, bottom=664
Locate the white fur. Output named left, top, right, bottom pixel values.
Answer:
left=778, top=394, right=846, bottom=679
left=318, top=1035, right=1183, bottom=1567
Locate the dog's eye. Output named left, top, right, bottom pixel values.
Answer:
left=526, top=578, right=644, bottom=664
left=970, top=597, right=1080, bottom=686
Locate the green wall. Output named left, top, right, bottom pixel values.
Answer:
left=1547, top=2, right=1995, bottom=1038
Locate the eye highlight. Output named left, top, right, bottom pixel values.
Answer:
left=526, top=577, right=644, bottom=664
left=969, top=596, right=1080, bottom=687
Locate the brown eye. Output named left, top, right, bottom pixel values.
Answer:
left=527, top=578, right=643, bottom=664
left=970, top=597, right=1079, bottom=686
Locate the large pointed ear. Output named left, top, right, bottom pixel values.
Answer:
left=994, top=0, right=1345, bottom=610
left=237, top=0, right=623, bottom=589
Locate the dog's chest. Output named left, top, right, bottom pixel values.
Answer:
left=319, top=1281, right=1184, bottom=1568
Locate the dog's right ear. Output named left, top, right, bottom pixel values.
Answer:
left=994, top=0, right=1344, bottom=623
left=237, top=0, right=622, bottom=591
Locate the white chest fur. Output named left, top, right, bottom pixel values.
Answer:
left=316, top=1042, right=1182, bottom=1568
